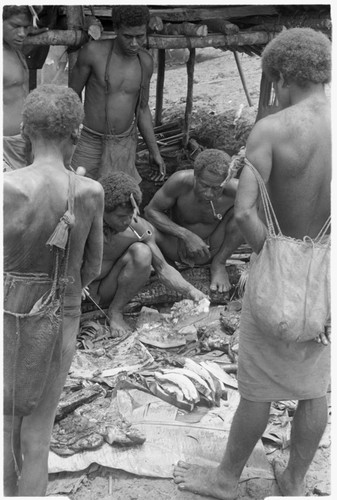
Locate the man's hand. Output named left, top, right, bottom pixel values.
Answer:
left=314, top=324, right=331, bottom=346
left=81, top=286, right=90, bottom=300
left=149, top=152, right=166, bottom=182
left=178, top=233, right=211, bottom=263
left=188, top=287, right=208, bottom=302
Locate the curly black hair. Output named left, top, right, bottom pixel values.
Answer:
left=100, top=172, right=142, bottom=212
left=22, top=84, right=84, bottom=140
left=194, top=149, right=231, bottom=178
left=111, top=5, right=150, bottom=30
left=262, top=28, right=331, bottom=87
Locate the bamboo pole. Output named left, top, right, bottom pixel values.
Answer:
left=155, top=49, right=166, bottom=126
left=233, top=51, right=253, bottom=107
left=183, top=48, right=196, bottom=148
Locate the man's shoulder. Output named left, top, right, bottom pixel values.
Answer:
left=166, top=169, right=194, bottom=188
left=79, top=39, right=111, bottom=59
left=138, top=47, right=154, bottom=71
left=73, top=174, right=104, bottom=198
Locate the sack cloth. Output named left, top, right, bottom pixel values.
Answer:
left=244, top=158, right=330, bottom=343
left=3, top=172, right=76, bottom=416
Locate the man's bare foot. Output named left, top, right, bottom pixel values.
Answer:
left=273, top=460, right=306, bottom=497
left=210, top=264, right=231, bottom=294
left=108, top=313, right=131, bottom=338
left=173, top=461, right=237, bottom=500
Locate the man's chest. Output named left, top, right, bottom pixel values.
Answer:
left=175, top=194, right=233, bottom=225
left=91, top=54, right=142, bottom=95
left=3, top=49, right=27, bottom=90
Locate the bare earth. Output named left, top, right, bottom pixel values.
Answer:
left=50, top=48, right=331, bottom=500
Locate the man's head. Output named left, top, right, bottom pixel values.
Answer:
left=262, top=28, right=331, bottom=91
left=193, top=149, right=231, bottom=201
left=3, top=6, right=34, bottom=48
left=22, top=84, right=84, bottom=143
left=100, top=172, right=142, bottom=233
left=111, top=5, right=150, bottom=56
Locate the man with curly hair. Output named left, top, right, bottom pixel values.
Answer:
left=145, top=149, right=244, bottom=295
left=70, top=5, right=165, bottom=182
left=173, top=28, right=331, bottom=499
left=87, top=171, right=206, bottom=337
left=3, top=84, right=104, bottom=495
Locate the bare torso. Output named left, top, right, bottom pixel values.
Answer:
left=72, top=40, right=149, bottom=134
left=99, top=217, right=153, bottom=278
left=3, top=44, right=29, bottom=135
left=4, top=165, right=103, bottom=302
left=171, top=171, right=236, bottom=239
left=265, top=95, right=331, bottom=238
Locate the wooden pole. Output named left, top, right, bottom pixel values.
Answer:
left=66, top=6, right=84, bottom=83
left=183, top=48, right=196, bottom=148
left=155, top=49, right=166, bottom=126
left=233, top=51, right=253, bottom=107
left=28, top=69, right=37, bottom=91
left=24, top=30, right=276, bottom=50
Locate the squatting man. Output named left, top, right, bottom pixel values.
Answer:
left=86, top=172, right=206, bottom=337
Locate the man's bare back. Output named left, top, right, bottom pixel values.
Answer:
left=4, top=165, right=103, bottom=301
left=257, top=97, right=330, bottom=238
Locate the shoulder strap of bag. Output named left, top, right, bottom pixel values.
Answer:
left=244, top=157, right=281, bottom=237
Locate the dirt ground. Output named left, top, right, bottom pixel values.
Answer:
left=47, top=48, right=331, bottom=500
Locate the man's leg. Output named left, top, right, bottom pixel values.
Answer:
left=208, top=208, right=245, bottom=293
left=17, top=314, right=79, bottom=496
left=274, top=395, right=328, bottom=496
left=173, top=397, right=270, bottom=499
left=3, top=415, right=22, bottom=496
left=98, top=242, right=152, bottom=337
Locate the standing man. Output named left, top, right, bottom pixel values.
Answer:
left=3, top=5, right=32, bottom=171
left=173, top=28, right=331, bottom=498
left=70, top=5, right=165, bottom=182
left=88, top=172, right=206, bottom=337
left=145, top=149, right=244, bottom=294
left=3, top=85, right=104, bottom=496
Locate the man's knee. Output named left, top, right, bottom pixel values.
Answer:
left=127, top=242, right=152, bottom=269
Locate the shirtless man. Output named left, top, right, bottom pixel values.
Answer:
left=3, top=6, right=32, bottom=171
left=88, top=172, right=206, bottom=337
left=3, top=84, right=104, bottom=496
left=144, top=149, right=244, bottom=295
left=70, top=5, right=165, bottom=182
left=173, top=28, right=331, bottom=499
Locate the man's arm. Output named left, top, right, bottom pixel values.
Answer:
left=145, top=172, right=193, bottom=240
left=145, top=231, right=206, bottom=301
left=69, top=43, right=93, bottom=99
left=145, top=172, right=210, bottom=261
left=80, top=183, right=104, bottom=287
left=234, top=119, right=273, bottom=254
left=136, top=52, right=165, bottom=180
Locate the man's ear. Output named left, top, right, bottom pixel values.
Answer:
left=71, top=125, right=82, bottom=145
left=20, top=122, right=29, bottom=141
left=279, top=72, right=289, bottom=88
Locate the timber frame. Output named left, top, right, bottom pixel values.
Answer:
left=22, top=4, right=331, bottom=143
